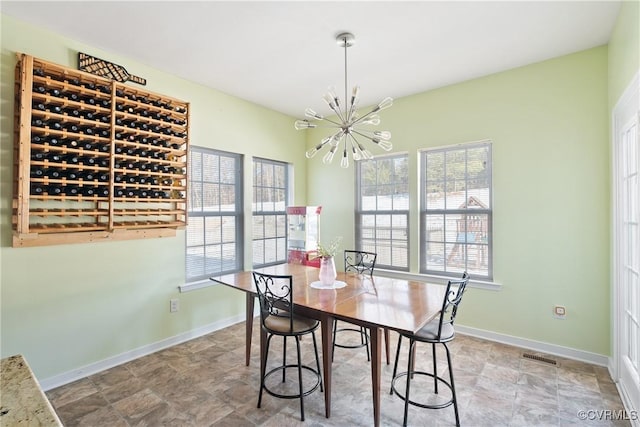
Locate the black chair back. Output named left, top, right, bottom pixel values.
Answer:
left=436, top=272, right=470, bottom=340
left=253, top=272, right=294, bottom=333
left=344, top=250, right=377, bottom=275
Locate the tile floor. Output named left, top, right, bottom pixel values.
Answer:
left=46, top=319, right=630, bottom=426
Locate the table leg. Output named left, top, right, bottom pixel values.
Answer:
left=370, top=326, right=382, bottom=427
left=321, top=315, right=334, bottom=418
left=245, top=294, right=255, bottom=366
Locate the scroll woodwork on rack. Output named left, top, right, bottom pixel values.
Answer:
left=12, top=53, right=190, bottom=247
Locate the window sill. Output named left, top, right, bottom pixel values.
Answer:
left=179, top=279, right=218, bottom=293
left=374, top=269, right=501, bottom=291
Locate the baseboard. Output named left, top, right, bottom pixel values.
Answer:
left=38, top=313, right=246, bottom=391
left=455, top=324, right=609, bottom=366
left=609, top=357, right=640, bottom=427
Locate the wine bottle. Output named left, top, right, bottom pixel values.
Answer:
left=33, top=85, right=47, bottom=94
left=81, top=95, right=96, bottom=106
left=80, top=171, right=95, bottom=181
left=66, top=123, right=80, bottom=133
left=33, top=102, right=47, bottom=111
left=46, top=168, right=62, bottom=179
left=48, top=88, right=62, bottom=97
left=95, top=187, right=109, bottom=197
left=97, top=84, right=110, bottom=94
left=64, top=186, right=80, bottom=196
left=115, top=188, right=126, bottom=197
left=33, top=68, right=46, bottom=77
left=30, top=151, right=47, bottom=161
left=64, top=153, right=80, bottom=164
left=80, top=186, right=95, bottom=197
left=139, top=189, right=150, bottom=198
left=31, top=183, right=45, bottom=195
left=31, top=135, right=46, bottom=144
left=97, top=172, right=110, bottom=182
left=47, top=185, right=63, bottom=195
left=66, top=170, right=79, bottom=180
left=47, top=153, right=63, bottom=163
left=61, top=139, right=79, bottom=149
left=83, top=157, right=98, bottom=166
left=64, top=107, right=81, bottom=118
left=30, top=167, right=45, bottom=178
left=65, top=92, right=80, bottom=102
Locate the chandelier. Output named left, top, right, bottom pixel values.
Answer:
left=295, top=32, right=393, bottom=168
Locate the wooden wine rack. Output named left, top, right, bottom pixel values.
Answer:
left=12, top=53, right=189, bottom=247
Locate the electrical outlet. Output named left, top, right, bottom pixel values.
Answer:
left=554, top=305, right=566, bottom=319
left=170, top=299, right=179, bottom=313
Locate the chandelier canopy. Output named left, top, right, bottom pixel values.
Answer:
left=295, top=32, right=393, bottom=168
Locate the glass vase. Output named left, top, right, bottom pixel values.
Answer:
left=319, top=256, right=337, bottom=286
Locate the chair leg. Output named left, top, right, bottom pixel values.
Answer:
left=331, top=320, right=337, bottom=362
left=282, top=336, right=287, bottom=383
left=432, top=343, right=438, bottom=394
left=403, top=339, right=415, bottom=427
left=311, top=331, right=323, bottom=392
left=390, top=334, right=403, bottom=394
left=444, top=343, right=460, bottom=427
left=384, top=329, right=391, bottom=365
left=295, top=336, right=305, bottom=421
left=361, top=326, right=371, bottom=361
left=258, top=333, right=273, bottom=408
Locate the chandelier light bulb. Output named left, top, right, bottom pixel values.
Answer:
left=374, top=130, right=391, bottom=140
left=360, top=114, right=381, bottom=126
left=305, top=108, right=323, bottom=120
left=294, top=120, right=316, bottom=130
left=340, top=149, right=349, bottom=168
left=377, top=97, right=394, bottom=111
left=373, top=138, right=393, bottom=151
left=322, top=146, right=337, bottom=164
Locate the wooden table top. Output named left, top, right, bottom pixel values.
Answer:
left=212, top=263, right=446, bottom=335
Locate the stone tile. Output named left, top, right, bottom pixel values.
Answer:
left=111, top=388, right=164, bottom=423
left=54, top=392, right=111, bottom=425
left=46, top=377, right=99, bottom=408
left=480, top=362, right=520, bottom=383
left=45, top=323, right=630, bottom=426
left=89, top=364, right=133, bottom=391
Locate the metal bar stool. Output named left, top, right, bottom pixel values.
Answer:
left=253, top=271, right=323, bottom=421
left=332, top=250, right=377, bottom=361
left=390, top=272, right=470, bottom=426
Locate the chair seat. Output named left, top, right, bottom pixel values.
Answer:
left=264, top=313, right=318, bottom=334
left=413, top=319, right=455, bottom=342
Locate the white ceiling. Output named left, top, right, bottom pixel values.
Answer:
left=1, top=1, right=621, bottom=118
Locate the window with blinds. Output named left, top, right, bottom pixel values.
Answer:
left=186, top=147, right=243, bottom=282
left=252, top=158, right=289, bottom=267
left=355, top=153, right=410, bottom=271
left=420, top=141, right=492, bottom=279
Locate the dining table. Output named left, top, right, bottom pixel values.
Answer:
left=210, top=263, right=446, bottom=427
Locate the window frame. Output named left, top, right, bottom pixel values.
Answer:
left=252, top=157, right=290, bottom=268
left=355, top=152, right=410, bottom=271
left=185, top=146, right=243, bottom=282
left=419, top=140, right=493, bottom=280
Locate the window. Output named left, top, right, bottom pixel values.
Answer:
left=252, top=158, right=289, bottom=267
left=356, top=154, right=409, bottom=270
left=186, top=147, right=243, bottom=281
left=420, top=141, right=492, bottom=279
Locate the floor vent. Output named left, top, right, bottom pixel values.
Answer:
left=522, top=353, right=557, bottom=365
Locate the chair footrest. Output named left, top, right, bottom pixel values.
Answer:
left=263, top=364, right=322, bottom=400
left=390, top=371, right=455, bottom=410
left=334, top=327, right=369, bottom=349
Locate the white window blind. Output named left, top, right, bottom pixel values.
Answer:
left=252, top=158, right=289, bottom=267
left=186, top=146, right=243, bottom=281
left=420, top=141, right=492, bottom=279
left=355, top=154, right=410, bottom=270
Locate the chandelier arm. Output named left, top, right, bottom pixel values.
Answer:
left=351, top=107, right=381, bottom=126
left=351, top=129, right=379, bottom=140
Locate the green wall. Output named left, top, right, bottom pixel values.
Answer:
left=0, top=15, right=307, bottom=380
left=307, top=46, right=611, bottom=355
